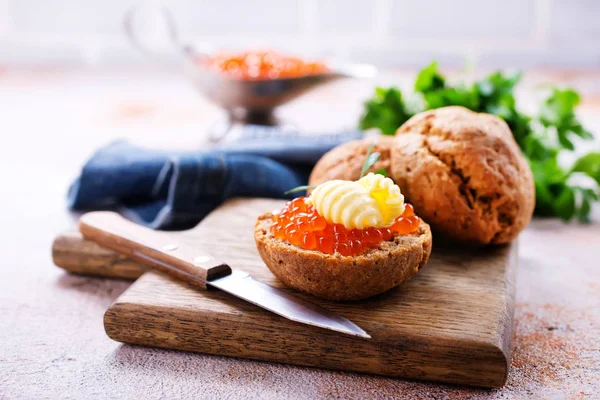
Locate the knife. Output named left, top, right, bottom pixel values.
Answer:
left=79, top=211, right=370, bottom=339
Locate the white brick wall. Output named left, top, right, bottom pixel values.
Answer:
left=0, top=0, right=598, bottom=68
left=549, top=0, right=600, bottom=44
left=171, top=0, right=303, bottom=35
left=389, top=0, right=535, bottom=40
left=315, top=0, right=376, bottom=35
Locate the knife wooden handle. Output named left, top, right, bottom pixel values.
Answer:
left=78, top=211, right=232, bottom=289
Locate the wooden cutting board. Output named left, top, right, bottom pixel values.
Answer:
left=52, top=198, right=517, bottom=388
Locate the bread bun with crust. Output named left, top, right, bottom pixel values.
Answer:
left=254, top=213, right=432, bottom=301
left=390, top=106, right=535, bottom=245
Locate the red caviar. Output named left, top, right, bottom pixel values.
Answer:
left=200, top=50, right=329, bottom=81
left=271, top=197, right=420, bottom=257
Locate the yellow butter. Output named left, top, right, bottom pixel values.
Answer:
left=306, top=173, right=405, bottom=229
left=356, top=173, right=405, bottom=226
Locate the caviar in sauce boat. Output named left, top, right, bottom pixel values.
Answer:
left=272, top=174, right=420, bottom=257
left=199, top=50, right=329, bottom=81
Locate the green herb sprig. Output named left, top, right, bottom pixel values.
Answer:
left=360, top=140, right=382, bottom=178
left=283, top=185, right=315, bottom=196
left=359, top=62, right=600, bottom=221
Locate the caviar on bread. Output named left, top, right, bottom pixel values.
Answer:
left=254, top=173, right=432, bottom=301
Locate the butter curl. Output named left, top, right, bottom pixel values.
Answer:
left=306, top=173, right=405, bottom=229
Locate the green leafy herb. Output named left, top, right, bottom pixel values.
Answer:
left=360, top=140, right=381, bottom=178
left=359, top=88, right=413, bottom=135
left=375, top=168, right=388, bottom=177
left=359, top=62, right=599, bottom=221
left=283, top=185, right=315, bottom=195
left=571, top=152, right=600, bottom=185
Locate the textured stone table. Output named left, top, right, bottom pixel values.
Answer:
left=0, top=68, right=598, bottom=399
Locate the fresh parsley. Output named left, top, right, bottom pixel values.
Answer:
left=359, top=62, right=599, bottom=222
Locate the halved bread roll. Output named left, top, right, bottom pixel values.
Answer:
left=255, top=212, right=432, bottom=301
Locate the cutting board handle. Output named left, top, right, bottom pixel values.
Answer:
left=78, top=211, right=232, bottom=289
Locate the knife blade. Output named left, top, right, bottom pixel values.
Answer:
left=79, top=211, right=370, bottom=339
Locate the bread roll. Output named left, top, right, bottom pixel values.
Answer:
left=390, top=106, right=535, bottom=245
left=255, top=213, right=432, bottom=301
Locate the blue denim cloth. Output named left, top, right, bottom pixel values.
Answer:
left=68, top=126, right=363, bottom=229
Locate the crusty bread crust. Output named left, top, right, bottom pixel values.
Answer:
left=390, top=106, right=535, bottom=245
left=254, top=213, right=432, bottom=301
left=308, top=137, right=394, bottom=187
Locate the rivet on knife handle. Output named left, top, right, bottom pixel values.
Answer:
left=78, top=211, right=232, bottom=289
